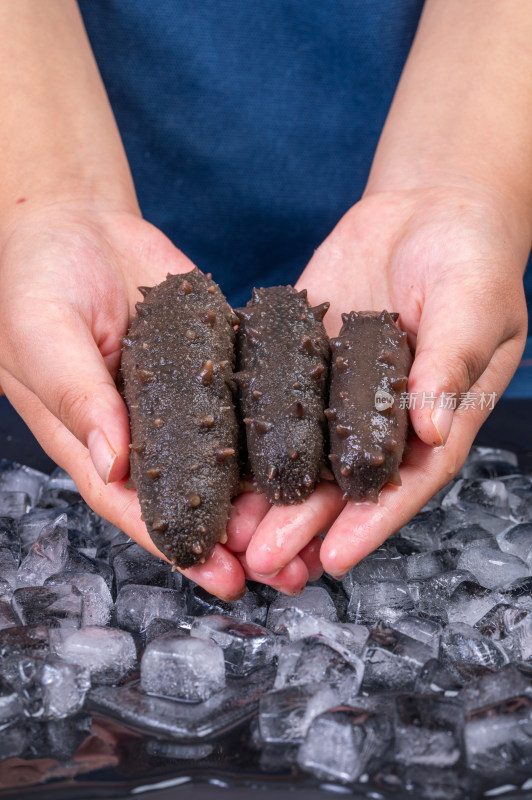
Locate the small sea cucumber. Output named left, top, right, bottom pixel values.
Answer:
left=121, top=269, right=240, bottom=568
left=327, top=310, right=412, bottom=501
left=234, top=286, right=330, bottom=503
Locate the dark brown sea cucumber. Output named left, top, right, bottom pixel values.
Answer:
left=121, top=269, right=240, bottom=569
left=234, top=286, right=330, bottom=504
left=327, top=310, right=412, bottom=501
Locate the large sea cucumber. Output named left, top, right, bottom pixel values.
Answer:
left=234, top=286, right=330, bottom=504
left=121, top=269, right=240, bottom=569
left=327, top=311, right=412, bottom=502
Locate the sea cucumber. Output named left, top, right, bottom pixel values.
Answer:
left=121, top=269, right=240, bottom=569
left=234, top=286, right=330, bottom=504
left=327, top=310, right=412, bottom=501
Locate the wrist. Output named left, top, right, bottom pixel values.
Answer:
left=364, top=165, right=532, bottom=267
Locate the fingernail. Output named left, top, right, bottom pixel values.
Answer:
left=87, top=430, right=117, bottom=484
left=254, top=569, right=280, bottom=579
left=431, top=406, right=454, bottom=447
left=226, top=588, right=247, bottom=602
left=273, top=584, right=306, bottom=596
left=330, top=571, right=347, bottom=581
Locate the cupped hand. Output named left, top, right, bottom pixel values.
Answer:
left=242, top=184, right=529, bottom=580
left=0, top=202, right=252, bottom=599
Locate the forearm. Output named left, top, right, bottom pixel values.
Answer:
left=0, top=0, right=136, bottom=224
left=367, top=0, right=532, bottom=251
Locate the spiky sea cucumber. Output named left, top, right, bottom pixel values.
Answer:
left=234, top=286, right=330, bottom=504
left=121, top=269, right=240, bottom=569
left=327, top=311, right=412, bottom=501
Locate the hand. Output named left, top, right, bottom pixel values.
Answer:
left=240, top=183, right=528, bottom=580
left=0, top=201, right=251, bottom=600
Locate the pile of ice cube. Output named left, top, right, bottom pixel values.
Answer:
left=1, top=447, right=532, bottom=798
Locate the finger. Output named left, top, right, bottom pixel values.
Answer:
left=237, top=553, right=308, bottom=596
left=181, top=545, right=247, bottom=601
left=298, top=537, right=323, bottom=581
left=320, top=338, right=523, bottom=577
left=245, top=481, right=345, bottom=576
left=408, top=277, right=526, bottom=447
left=226, top=491, right=272, bottom=552
left=0, top=373, right=246, bottom=601
left=1, top=307, right=130, bottom=484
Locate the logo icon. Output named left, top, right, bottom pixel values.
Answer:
left=374, top=390, right=394, bottom=411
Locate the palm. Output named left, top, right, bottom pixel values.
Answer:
left=239, top=187, right=527, bottom=579
left=0, top=208, right=247, bottom=599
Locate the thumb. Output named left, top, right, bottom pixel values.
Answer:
left=407, top=285, right=516, bottom=448
left=3, top=307, right=130, bottom=483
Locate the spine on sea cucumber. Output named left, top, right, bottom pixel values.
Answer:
left=327, top=310, right=412, bottom=502
left=234, top=286, right=330, bottom=503
left=121, top=268, right=240, bottom=569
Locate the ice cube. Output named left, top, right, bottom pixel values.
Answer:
left=89, top=665, right=274, bottom=741
left=258, top=683, right=339, bottom=744
left=414, top=658, right=461, bottom=695
left=144, top=618, right=188, bottom=644
left=404, top=550, right=458, bottom=581
left=0, top=578, right=11, bottom=601
left=141, top=635, right=225, bottom=701
left=440, top=623, right=509, bottom=672
left=297, top=706, right=392, bottom=784
left=461, top=665, right=532, bottom=770
left=460, top=663, right=532, bottom=711
left=116, top=585, right=186, bottom=633
left=0, top=517, right=20, bottom=559
left=0, top=653, right=90, bottom=719
left=190, top=615, right=275, bottom=676
left=17, top=507, right=72, bottom=552
left=0, top=460, right=47, bottom=506
left=187, top=585, right=267, bottom=625
left=0, top=624, right=50, bottom=660
left=497, top=523, right=532, bottom=562
left=441, top=524, right=497, bottom=552
left=342, top=548, right=405, bottom=594
left=274, top=635, right=364, bottom=702
left=361, top=622, right=433, bottom=692
left=43, top=466, right=78, bottom=494
left=273, top=607, right=369, bottom=655
left=401, top=764, right=477, bottom=800
left=396, top=509, right=445, bottom=551
left=50, top=626, right=137, bottom=684
left=46, top=572, right=113, bottom=627
left=442, top=477, right=512, bottom=514
left=411, top=570, right=476, bottom=623
left=113, top=542, right=174, bottom=590
left=0, top=674, right=23, bottom=729
left=0, top=600, right=17, bottom=630
left=447, top=580, right=504, bottom=626
left=12, top=585, right=83, bottom=628
left=0, top=547, right=19, bottom=589
left=393, top=616, right=442, bottom=655
left=267, top=586, right=337, bottom=631
left=38, top=466, right=81, bottom=508
left=477, top=603, right=532, bottom=661
left=457, top=546, right=528, bottom=590
left=347, top=579, right=414, bottom=626
left=460, top=446, right=519, bottom=479
left=16, top=514, right=69, bottom=587
left=500, top=577, right=532, bottom=611
left=394, top=694, right=465, bottom=766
